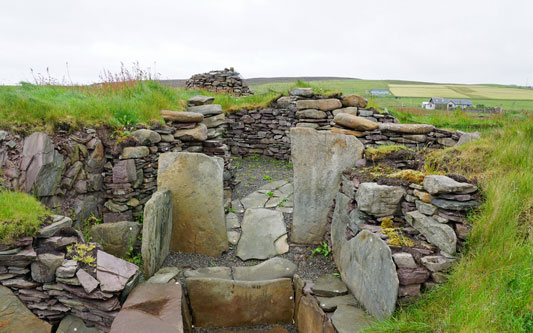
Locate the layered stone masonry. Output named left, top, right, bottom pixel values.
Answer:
left=331, top=166, right=479, bottom=318
left=224, top=88, right=463, bottom=160
left=0, top=103, right=233, bottom=224
left=0, top=215, right=140, bottom=332
left=185, top=68, right=253, bottom=96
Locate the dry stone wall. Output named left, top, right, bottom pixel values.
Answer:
left=0, top=215, right=140, bottom=332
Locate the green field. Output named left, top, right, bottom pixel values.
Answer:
left=250, top=79, right=533, bottom=112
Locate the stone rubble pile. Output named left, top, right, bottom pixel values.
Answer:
left=185, top=68, right=253, bottom=96
left=330, top=156, right=480, bottom=318
left=0, top=215, right=140, bottom=332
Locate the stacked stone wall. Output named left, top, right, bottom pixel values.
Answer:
left=185, top=68, right=253, bottom=96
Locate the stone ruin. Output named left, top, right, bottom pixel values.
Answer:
left=0, top=87, right=483, bottom=332
left=185, top=68, right=253, bottom=96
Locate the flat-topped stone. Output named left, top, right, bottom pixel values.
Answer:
left=355, top=182, right=406, bottom=217
left=187, top=104, right=223, bottom=116
left=289, top=87, right=313, bottom=97
left=331, top=305, right=373, bottom=332
left=110, top=283, right=184, bottom=333
left=161, top=110, right=204, bottom=122
left=316, top=294, right=359, bottom=312
left=233, top=257, right=297, bottom=281
left=188, top=95, right=215, bottom=106
left=333, top=113, right=379, bottom=131
left=237, top=208, right=288, bottom=260
left=146, top=267, right=180, bottom=283
left=157, top=152, right=227, bottom=256
left=202, top=113, right=226, bottom=128
left=379, top=123, right=435, bottom=134
left=332, top=106, right=358, bottom=117
left=296, top=99, right=342, bottom=111
left=131, top=129, right=161, bottom=145
left=37, top=216, right=73, bottom=238
left=423, top=175, right=477, bottom=195
left=173, top=123, right=208, bottom=141
left=96, top=250, right=139, bottom=293
left=296, top=109, right=327, bottom=119
left=186, top=277, right=294, bottom=328
left=57, top=315, right=99, bottom=333
left=311, top=274, right=348, bottom=297
left=120, top=146, right=149, bottom=159
left=331, top=127, right=364, bottom=137
left=184, top=267, right=232, bottom=279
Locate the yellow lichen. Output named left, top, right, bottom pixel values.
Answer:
left=67, top=243, right=97, bottom=267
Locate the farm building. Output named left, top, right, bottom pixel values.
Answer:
left=370, top=89, right=390, bottom=96
left=425, top=97, right=473, bottom=110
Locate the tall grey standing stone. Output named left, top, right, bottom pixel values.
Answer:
left=290, top=127, right=364, bottom=244
left=142, top=189, right=172, bottom=279
left=332, top=230, right=398, bottom=319
left=157, top=152, right=227, bottom=256
left=23, top=132, right=65, bottom=196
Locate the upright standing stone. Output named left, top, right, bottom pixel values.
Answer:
left=142, top=189, right=172, bottom=278
left=157, top=152, right=227, bottom=256
left=290, top=128, right=364, bottom=244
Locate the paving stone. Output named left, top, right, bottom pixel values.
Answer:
left=233, top=257, right=297, bottom=281
left=331, top=305, right=373, bottom=332
left=311, top=274, right=348, bottom=297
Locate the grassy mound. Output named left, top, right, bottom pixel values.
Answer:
left=0, top=191, right=51, bottom=244
left=0, top=81, right=280, bottom=132
left=365, top=120, right=533, bottom=332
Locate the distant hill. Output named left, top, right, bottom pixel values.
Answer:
left=158, top=76, right=359, bottom=88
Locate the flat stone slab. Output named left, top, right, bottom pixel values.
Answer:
left=161, top=110, right=204, bottom=122
left=379, top=123, right=435, bottom=134
left=296, top=294, right=335, bottom=333
left=188, top=95, right=215, bottom=106
left=0, top=286, right=52, bottom=332
left=187, top=104, right=223, bottom=116
left=240, top=191, right=270, bottom=209
left=233, top=257, right=297, bottom=281
left=110, top=283, right=184, bottom=333
left=96, top=250, right=139, bottom=293
left=184, top=267, right=232, bottom=279
left=57, top=314, right=99, bottom=333
left=331, top=305, right=373, bottom=332
left=291, top=127, right=364, bottom=244
left=157, top=152, right=227, bottom=256
left=186, top=277, right=294, bottom=328
left=423, top=175, right=477, bottom=195
left=296, top=99, right=342, bottom=111
left=316, top=294, right=359, bottom=312
left=311, top=274, right=348, bottom=297
left=333, top=113, right=378, bottom=131
left=146, top=267, right=180, bottom=284
left=406, top=211, right=457, bottom=255
left=237, top=208, right=288, bottom=260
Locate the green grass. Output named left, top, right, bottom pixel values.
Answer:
left=363, top=120, right=533, bottom=332
left=251, top=79, right=533, bottom=112
left=0, top=191, right=51, bottom=244
left=0, top=81, right=279, bottom=132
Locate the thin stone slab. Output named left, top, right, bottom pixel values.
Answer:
left=406, top=211, right=457, bottom=255
left=161, top=110, right=204, bottom=122
left=37, top=216, right=72, bottom=238
left=237, top=208, right=288, bottom=260
left=379, top=123, right=435, bottom=134
left=331, top=305, right=373, bottom=332
left=291, top=127, right=364, bottom=244
left=332, top=230, right=398, bottom=319
left=431, top=198, right=480, bottom=211
left=423, top=175, right=477, bottom=195
left=316, top=294, right=359, bottom=312
left=187, top=104, right=223, bottom=116
left=184, top=267, right=232, bottom=279
left=311, top=274, right=348, bottom=297
left=333, top=114, right=378, bottom=131
left=296, top=294, right=334, bottom=333
left=146, top=267, right=180, bottom=283
left=296, top=99, right=342, bottom=111
left=0, top=245, right=37, bottom=267
left=233, top=257, right=297, bottom=281
left=186, top=277, right=294, bottom=328
left=0, top=286, right=52, bottom=332
left=157, top=152, right=227, bottom=256
left=76, top=268, right=99, bottom=294
left=96, top=250, right=139, bottom=293
left=240, top=191, right=270, bottom=209
left=289, top=87, right=313, bottom=97
left=188, top=95, right=215, bottom=106
left=110, top=283, right=184, bottom=333
left=142, top=189, right=172, bottom=279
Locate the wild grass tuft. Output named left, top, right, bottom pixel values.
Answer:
left=0, top=191, right=51, bottom=244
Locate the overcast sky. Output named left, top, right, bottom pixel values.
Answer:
left=1, top=0, right=532, bottom=85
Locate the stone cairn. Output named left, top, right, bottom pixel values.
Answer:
left=185, top=68, right=253, bottom=96
left=0, top=215, right=140, bottom=332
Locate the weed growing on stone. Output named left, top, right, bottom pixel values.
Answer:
left=67, top=243, right=96, bottom=267
left=263, top=175, right=272, bottom=181
left=266, top=191, right=274, bottom=197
